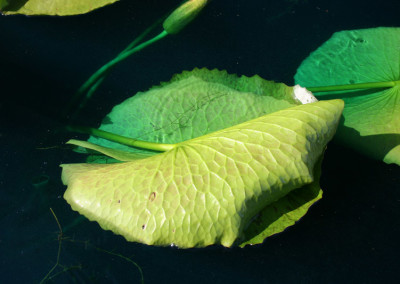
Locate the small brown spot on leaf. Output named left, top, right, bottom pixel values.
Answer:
left=149, top=192, right=156, bottom=202
left=117, top=200, right=121, bottom=203
left=142, top=224, right=146, bottom=230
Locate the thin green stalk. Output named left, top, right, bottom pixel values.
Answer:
left=67, top=125, right=176, bottom=152
left=62, top=28, right=168, bottom=121
left=62, top=1, right=209, bottom=122
left=109, top=31, right=168, bottom=67
left=120, top=16, right=165, bottom=55
left=78, top=75, right=106, bottom=110
left=307, top=80, right=400, bottom=93
left=76, top=30, right=167, bottom=99
left=77, top=29, right=167, bottom=98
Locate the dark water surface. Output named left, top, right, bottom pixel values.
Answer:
left=1, top=0, right=400, bottom=283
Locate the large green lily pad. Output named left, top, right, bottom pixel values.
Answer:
left=0, top=0, right=119, bottom=16
left=295, top=27, right=400, bottom=165
left=62, top=99, right=343, bottom=248
left=88, top=68, right=316, bottom=156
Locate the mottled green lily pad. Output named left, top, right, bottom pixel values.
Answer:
left=88, top=68, right=315, bottom=155
left=62, top=100, right=343, bottom=247
left=295, top=27, right=400, bottom=165
left=0, top=0, right=119, bottom=16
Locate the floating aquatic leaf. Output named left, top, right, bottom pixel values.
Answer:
left=0, top=0, right=119, bottom=16
left=62, top=100, right=343, bottom=248
left=295, top=27, right=400, bottom=165
left=88, top=68, right=314, bottom=155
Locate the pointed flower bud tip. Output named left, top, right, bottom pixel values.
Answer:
left=163, top=0, right=208, bottom=35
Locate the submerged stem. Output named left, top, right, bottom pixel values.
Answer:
left=120, top=16, right=165, bottom=55
left=67, top=125, right=176, bottom=152
left=62, top=26, right=168, bottom=121
left=62, top=1, right=209, bottom=122
left=112, top=31, right=168, bottom=66
left=307, top=80, right=400, bottom=93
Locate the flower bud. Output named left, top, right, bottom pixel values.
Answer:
left=163, top=0, right=208, bottom=35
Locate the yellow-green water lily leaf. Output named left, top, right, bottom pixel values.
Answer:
left=239, top=156, right=323, bottom=247
left=295, top=27, right=400, bottom=165
left=88, top=68, right=315, bottom=155
left=0, top=0, right=119, bottom=16
left=62, top=100, right=343, bottom=248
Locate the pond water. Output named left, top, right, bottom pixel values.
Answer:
left=1, top=0, right=400, bottom=283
